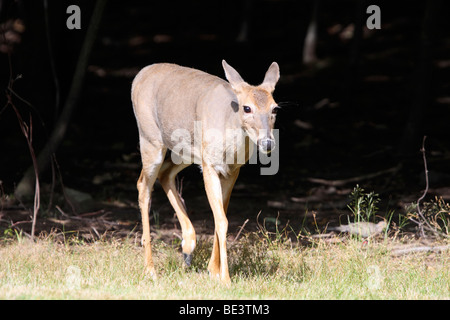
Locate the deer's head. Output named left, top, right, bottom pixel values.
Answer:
left=222, top=60, right=280, bottom=154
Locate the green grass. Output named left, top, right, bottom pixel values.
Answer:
left=0, top=234, right=449, bottom=299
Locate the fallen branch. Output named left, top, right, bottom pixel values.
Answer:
left=391, top=245, right=450, bottom=256
left=55, top=205, right=119, bottom=227
left=307, top=165, right=401, bottom=187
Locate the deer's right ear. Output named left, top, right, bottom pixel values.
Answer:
left=222, top=60, right=247, bottom=91
left=260, top=62, right=280, bottom=93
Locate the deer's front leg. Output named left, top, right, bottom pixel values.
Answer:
left=202, top=163, right=230, bottom=285
left=208, top=168, right=240, bottom=282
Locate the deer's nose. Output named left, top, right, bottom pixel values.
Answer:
left=258, top=138, right=275, bottom=153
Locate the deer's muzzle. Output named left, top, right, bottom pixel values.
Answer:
left=258, top=137, right=275, bottom=154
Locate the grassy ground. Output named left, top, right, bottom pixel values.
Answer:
left=1, top=232, right=449, bottom=300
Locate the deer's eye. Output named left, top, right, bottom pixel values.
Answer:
left=243, top=105, right=252, bottom=113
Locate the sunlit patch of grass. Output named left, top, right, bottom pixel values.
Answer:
left=0, top=232, right=449, bottom=299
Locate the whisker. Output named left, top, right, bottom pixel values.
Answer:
left=276, top=101, right=300, bottom=108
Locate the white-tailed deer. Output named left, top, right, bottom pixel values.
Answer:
left=131, top=60, right=280, bottom=284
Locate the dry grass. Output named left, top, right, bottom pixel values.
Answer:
left=0, top=232, right=449, bottom=299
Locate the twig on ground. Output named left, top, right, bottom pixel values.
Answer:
left=55, top=205, right=119, bottom=228
left=416, top=136, right=429, bottom=237
left=411, top=136, right=448, bottom=238
left=232, top=219, right=249, bottom=244
left=6, top=71, right=41, bottom=241
left=172, top=232, right=182, bottom=241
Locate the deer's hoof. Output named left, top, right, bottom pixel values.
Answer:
left=183, top=253, right=193, bottom=267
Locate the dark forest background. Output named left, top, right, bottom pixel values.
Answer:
left=1, top=0, right=450, bottom=238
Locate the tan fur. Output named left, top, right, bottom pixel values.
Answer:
left=131, top=60, right=280, bottom=285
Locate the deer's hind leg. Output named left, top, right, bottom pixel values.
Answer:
left=158, top=157, right=196, bottom=266
left=137, top=140, right=166, bottom=279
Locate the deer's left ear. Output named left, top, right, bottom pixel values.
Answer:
left=260, top=62, right=280, bottom=93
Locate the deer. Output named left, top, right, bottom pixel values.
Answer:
left=131, top=60, right=280, bottom=285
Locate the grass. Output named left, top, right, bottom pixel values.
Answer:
left=1, top=232, right=449, bottom=299
left=1, top=184, right=448, bottom=299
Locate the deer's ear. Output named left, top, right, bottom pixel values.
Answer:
left=260, top=62, right=280, bottom=93
left=222, top=60, right=247, bottom=91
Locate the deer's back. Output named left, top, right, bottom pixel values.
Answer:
left=131, top=63, right=237, bottom=152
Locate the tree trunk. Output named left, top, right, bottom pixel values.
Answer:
left=15, top=0, right=107, bottom=199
